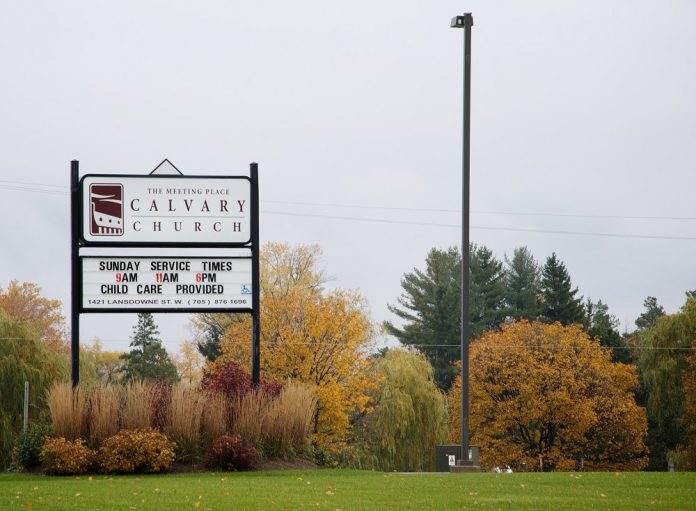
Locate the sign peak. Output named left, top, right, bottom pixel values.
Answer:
left=150, top=159, right=183, bottom=175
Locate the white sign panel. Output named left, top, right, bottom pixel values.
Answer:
left=82, top=257, right=252, bottom=310
left=81, top=175, right=251, bottom=244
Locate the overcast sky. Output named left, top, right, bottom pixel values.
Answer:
left=1, top=1, right=695, bottom=355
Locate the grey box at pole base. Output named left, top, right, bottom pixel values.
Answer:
left=435, top=445, right=480, bottom=472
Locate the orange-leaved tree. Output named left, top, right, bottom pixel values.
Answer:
left=448, top=320, right=648, bottom=471
left=207, top=242, right=374, bottom=450
left=0, top=280, right=68, bottom=355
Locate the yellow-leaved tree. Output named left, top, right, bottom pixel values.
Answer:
left=0, top=280, right=68, bottom=355
left=448, top=320, right=648, bottom=471
left=206, top=242, right=374, bottom=451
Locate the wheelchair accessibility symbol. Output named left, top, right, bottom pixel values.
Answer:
left=241, top=284, right=252, bottom=294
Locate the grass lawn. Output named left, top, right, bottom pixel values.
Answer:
left=1, top=470, right=694, bottom=510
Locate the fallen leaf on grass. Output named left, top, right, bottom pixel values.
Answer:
left=75, top=493, right=81, bottom=497
left=325, top=488, right=334, bottom=496
left=21, top=504, right=32, bottom=508
left=88, top=477, right=93, bottom=481
left=194, top=502, right=201, bottom=508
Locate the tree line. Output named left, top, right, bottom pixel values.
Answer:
left=384, top=244, right=696, bottom=470
left=384, top=245, right=627, bottom=390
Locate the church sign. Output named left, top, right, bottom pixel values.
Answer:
left=81, top=175, right=251, bottom=245
left=70, top=160, right=262, bottom=387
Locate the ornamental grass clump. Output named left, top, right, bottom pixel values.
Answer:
left=47, top=382, right=88, bottom=441
left=40, top=437, right=94, bottom=475
left=232, top=383, right=316, bottom=457
left=97, top=428, right=175, bottom=474
left=88, top=383, right=121, bottom=447
left=121, top=381, right=153, bottom=430
left=166, top=384, right=204, bottom=463
left=201, top=392, right=229, bottom=448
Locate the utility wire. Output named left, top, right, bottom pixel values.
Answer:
left=261, top=210, right=696, bottom=242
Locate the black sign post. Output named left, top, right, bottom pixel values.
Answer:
left=69, top=160, right=261, bottom=388
left=70, top=160, right=80, bottom=387
left=250, top=162, right=260, bottom=385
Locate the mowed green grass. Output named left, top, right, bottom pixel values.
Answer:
left=1, top=470, right=694, bottom=511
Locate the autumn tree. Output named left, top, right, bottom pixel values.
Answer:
left=208, top=243, right=373, bottom=450
left=82, top=339, right=123, bottom=384
left=539, top=253, right=584, bottom=325
left=504, top=246, right=541, bottom=321
left=120, top=313, right=178, bottom=383
left=0, top=311, right=66, bottom=468
left=355, top=349, right=448, bottom=471
left=448, top=321, right=648, bottom=471
left=175, top=340, right=203, bottom=384
left=0, top=280, right=68, bottom=354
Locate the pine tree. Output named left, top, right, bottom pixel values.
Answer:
left=539, top=253, right=584, bottom=325
left=504, top=246, right=541, bottom=321
left=635, top=296, right=665, bottom=330
left=384, top=247, right=461, bottom=391
left=385, top=244, right=508, bottom=391
left=120, top=313, right=179, bottom=383
left=469, top=245, right=508, bottom=336
left=585, top=299, right=629, bottom=363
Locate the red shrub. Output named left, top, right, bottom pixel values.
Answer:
left=206, top=434, right=258, bottom=471
left=202, top=361, right=283, bottom=399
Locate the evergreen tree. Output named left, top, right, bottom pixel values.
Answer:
left=384, top=247, right=460, bottom=391
left=504, top=246, right=541, bottom=321
left=539, top=253, right=584, bottom=325
left=635, top=296, right=665, bottom=330
left=585, top=299, right=629, bottom=363
left=385, top=244, right=508, bottom=391
left=469, top=245, right=508, bottom=336
left=120, top=313, right=179, bottom=383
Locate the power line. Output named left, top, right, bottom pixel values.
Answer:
left=261, top=210, right=696, bottom=242
left=263, top=199, right=696, bottom=222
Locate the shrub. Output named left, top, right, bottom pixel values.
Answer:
left=202, top=361, right=252, bottom=397
left=40, top=437, right=94, bottom=475
left=97, top=428, right=175, bottom=474
left=47, top=382, right=88, bottom=441
left=166, top=384, right=203, bottom=463
left=88, top=383, right=121, bottom=447
left=13, top=423, right=53, bottom=469
left=206, top=434, right=258, bottom=471
left=202, top=360, right=283, bottom=399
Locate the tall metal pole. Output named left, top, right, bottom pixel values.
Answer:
left=70, top=160, right=80, bottom=388
left=455, top=12, right=473, bottom=465
left=250, top=162, right=261, bottom=386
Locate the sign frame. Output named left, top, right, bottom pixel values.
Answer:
left=78, top=173, right=253, bottom=248
left=70, top=161, right=261, bottom=387
left=79, top=255, right=253, bottom=314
